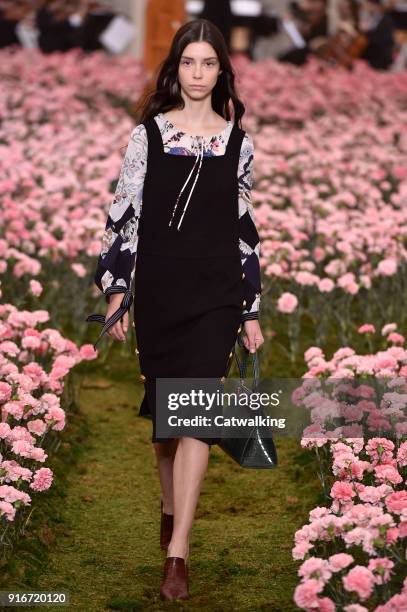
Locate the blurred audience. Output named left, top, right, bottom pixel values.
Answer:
left=0, top=0, right=404, bottom=71
left=258, top=0, right=398, bottom=71
left=36, top=1, right=118, bottom=53
left=0, top=0, right=128, bottom=53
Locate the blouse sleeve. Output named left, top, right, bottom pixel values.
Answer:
left=238, top=133, right=262, bottom=322
left=94, top=123, right=148, bottom=301
left=85, top=124, right=148, bottom=349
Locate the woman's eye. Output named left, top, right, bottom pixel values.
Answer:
left=181, top=61, right=216, bottom=66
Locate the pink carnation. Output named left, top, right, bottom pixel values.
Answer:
left=331, top=481, right=356, bottom=502
left=374, top=464, right=402, bottom=486
left=385, top=491, right=407, bottom=514
left=328, top=553, right=354, bottom=572
left=0, top=381, right=12, bottom=403
left=298, top=557, right=332, bottom=584
left=30, top=467, right=53, bottom=492
left=381, top=323, right=397, bottom=336
left=27, top=419, right=47, bottom=436
left=343, top=566, right=374, bottom=601
left=368, top=558, right=394, bottom=585
left=0, top=500, right=16, bottom=521
left=294, top=579, right=323, bottom=609
left=29, top=280, right=43, bottom=297
left=377, top=259, right=397, bottom=276
left=277, top=292, right=298, bottom=313
left=358, top=324, right=375, bottom=334
left=387, top=332, right=405, bottom=345
left=79, top=344, right=97, bottom=360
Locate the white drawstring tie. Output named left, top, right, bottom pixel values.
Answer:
left=168, top=137, right=204, bottom=231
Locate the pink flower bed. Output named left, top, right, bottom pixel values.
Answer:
left=234, top=55, right=407, bottom=348
left=1, top=48, right=406, bottom=351
left=0, top=48, right=146, bottom=333
left=0, top=302, right=96, bottom=541
left=292, top=326, right=407, bottom=610
left=234, top=54, right=407, bottom=127
left=292, top=322, right=407, bottom=441
left=293, top=437, right=407, bottom=611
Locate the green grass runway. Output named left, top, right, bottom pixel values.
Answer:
left=2, top=357, right=321, bottom=611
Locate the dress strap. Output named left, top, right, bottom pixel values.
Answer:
left=225, top=122, right=245, bottom=167
left=143, top=117, right=164, bottom=155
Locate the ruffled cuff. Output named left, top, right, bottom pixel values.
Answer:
left=85, top=287, right=133, bottom=350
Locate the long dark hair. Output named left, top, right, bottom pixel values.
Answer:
left=135, top=18, right=245, bottom=128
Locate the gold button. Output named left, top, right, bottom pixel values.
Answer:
left=220, top=376, right=225, bottom=383
left=242, top=272, right=245, bottom=279
left=242, top=300, right=246, bottom=307
left=132, top=321, right=135, bottom=327
left=229, top=351, right=233, bottom=358
left=135, top=347, right=139, bottom=354
left=237, top=326, right=242, bottom=333
left=139, top=374, right=146, bottom=382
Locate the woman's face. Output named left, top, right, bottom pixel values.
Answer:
left=177, top=41, right=222, bottom=100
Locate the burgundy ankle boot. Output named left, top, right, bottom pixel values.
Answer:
left=159, top=556, right=189, bottom=600
left=160, top=500, right=174, bottom=551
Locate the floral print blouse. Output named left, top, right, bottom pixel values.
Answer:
left=92, top=112, right=262, bottom=323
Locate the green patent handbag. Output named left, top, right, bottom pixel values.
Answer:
left=218, top=333, right=278, bottom=469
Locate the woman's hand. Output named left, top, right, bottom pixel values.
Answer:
left=242, top=320, right=264, bottom=353
left=106, top=293, right=129, bottom=342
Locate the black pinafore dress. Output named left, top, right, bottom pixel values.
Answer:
left=134, top=117, right=246, bottom=445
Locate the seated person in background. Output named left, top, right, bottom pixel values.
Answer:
left=78, top=1, right=116, bottom=52
left=36, top=0, right=88, bottom=53
left=278, top=0, right=328, bottom=65
left=358, top=0, right=395, bottom=69
left=312, top=0, right=369, bottom=69
left=200, top=0, right=233, bottom=52
left=386, top=0, right=407, bottom=31
left=0, top=0, right=32, bottom=47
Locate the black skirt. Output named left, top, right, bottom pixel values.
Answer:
left=134, top=252, right=243, bottom=445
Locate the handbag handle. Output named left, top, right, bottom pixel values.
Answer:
left=233, top=333, right=260, bottom=390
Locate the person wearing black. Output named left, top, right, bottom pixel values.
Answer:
left=36, top=0, right=83, bottom=53
left=0, top=0, right=30, bottom=48
left=359, top=0, right=395, bottom=69
left=200, top=0, right=233, bottom=51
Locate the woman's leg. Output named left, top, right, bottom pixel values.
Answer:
left=153, top=438, right=179, bottom=514
left=166, top=436, right=210, bottom=560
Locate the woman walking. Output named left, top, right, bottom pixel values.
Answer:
left=86, top=18, right=264, bottom=601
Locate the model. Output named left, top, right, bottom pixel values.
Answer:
left=86, top=18, right=264, bottom=601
